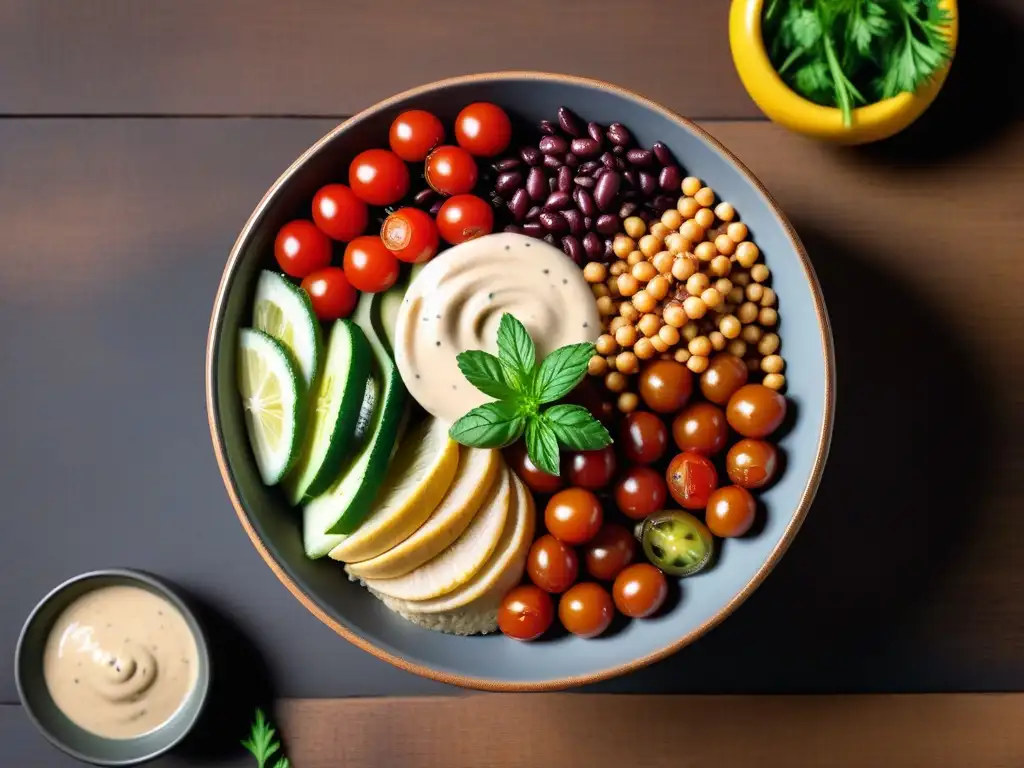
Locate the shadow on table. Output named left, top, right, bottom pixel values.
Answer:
left=174, top=591, right=281, bottom=763
left=592, top=220, right=1000, bottom=694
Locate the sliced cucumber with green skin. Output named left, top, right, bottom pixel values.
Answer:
left=379, top=261, right=425, bottom=355
left=253, top=270, right=322, bottom=387
left=237, top=328, right=305, bottom=486
left=302, top=291, right=409, bottom=558
left=283, top=320, right=373, bottom=506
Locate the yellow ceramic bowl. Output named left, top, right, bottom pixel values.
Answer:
left=730, top=0, right=958, bottom=144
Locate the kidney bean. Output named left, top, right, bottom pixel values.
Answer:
left=584, top=216, right=594, bottom=230
left=413, top=188, right=438, bottom=206
left=575, top=187, right=597, bottom=217
left=578, top=160, right=600, bottom=175
left=429, top=200, right=444, bottom=217
left=558, top=107, right=584, bottom=137
left=626, top=148, right=654, bottom=166
left=542, top=154, right=564, bottom=170
left=595, top=214, right=619, bottom=235
left=539, top=135, right=568, bottom=155
left=526, top=167, right=547, bottom=201
left=562, top=235, right=584, bottom=263
left=623, top=169, right=638, bottom=187
left=583, top=232, right=603, bottom=259
left=544, top=190, right=572, bottom=211
left=615, top=157, right=628, bottom=172
left=637, top=209, right=652, bottom=223
left=557, top=166, right=573, bottom=193
left=659, top=165, right=681, bottom=192
left=619, top=201, right=639, bottom=218
left=594, top=171, right=621, bottom=212
left=612, top=144, right=626, bottom=156
left=494, top=170, right=524, bottom=197
left=540, top=211, right=569, bottom=233
left=522, top=222, right=545, bottom=238
left=593, top=166, right=607, bottom=180
left=652, top=141, right=676, bottom=166
left=504, top=224, right=523, bottom=234
left=587, top=122, right=604, bottom=143
left=600, top=152, right=617, bottom=169
left=571, top=137, right=601, bottom=158
left=539, top=120, right=558, bottom=136
left=639, top=171, right=658, bottom=197
left=653, top=194, right=676, bottom=212
left=521, top=146, right=542, bottom=166
left=621, top=189, right=638, bottom=201
left=574, top=175, right=595, bottom=189
left=607, top=123, right=632, bottom=147
left=562, top=208, right=584, bottom=236
left=509, top=188, right=530, bottom=221
left=565, top=152, right=579, bottom=168
left=526, top=205, right=542, bottom=220
left=493, top=157, right=521, bottom=172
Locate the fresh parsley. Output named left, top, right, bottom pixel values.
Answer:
left=242, top=708, right=290, bottom=768
left=764, top=0, right=954, bottom=127
left=449, top=313, right=611, bottom=475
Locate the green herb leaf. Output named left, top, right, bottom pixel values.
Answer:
left=273, top=760, right=291, bottom=768
left=789, top=8, right=822, bottom=48
left=525, top=416, right=561, bottom=476
left=542, top=404, right=612, bottom=452
left=449, top=400, right=526, bottom=448
left=496, top=313, right=535, bottom=390
left=242, top=709, right=286, bottom=768
left=532, top=342, right=595, bottom=404
left=456, top=349, right=520, bottom=400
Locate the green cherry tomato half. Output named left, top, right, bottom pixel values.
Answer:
left=639, top=510, right=715, bottom=577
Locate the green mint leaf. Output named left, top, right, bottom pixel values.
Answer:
left=525, top=416, right=561, bottom=476
left=542, top=404, right=612, bottom=451
left=496, top=313, right=535, bottom=390
left=456, top=350, right=520, bottom=400
left=532, top=342, right=595, bottom=404
left=449, top=401, right=526, bottom=448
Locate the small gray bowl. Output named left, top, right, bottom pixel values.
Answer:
left=15, top=569, right=211, bottom=766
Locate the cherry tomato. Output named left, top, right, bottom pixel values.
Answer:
left=504, top=442, right=563, bottom=494
left=639, top=510, right=714, bottom=577
left=311, top=184, right=368, bottom=242
left=666, top=451, right=719, bottom=510
left=436, top=194, right=494, bottom=245
left=700, top=353, right=748, bottom=405
left=274, top=220, right=332, bottom=278
left=565, top=379, right=616, bottom=426
left=566, top=446, right=616, bottom=490
left=389, top=110, right=445, bottom=162
left=527, top=534, right=579, bottom=594
left=498, top=584, right=554, bottom=641
left=613, top=563, right=668, bottom=618
left=454, top=102, right=513, bottom=157
left=342, top=235, right=400, bottom=293
left=726, top=384, right=788, bottom=438
left=706, top=485, right=757, bottom=538
left=300, top=267, right=358, bottom=320
left=638, top=360, right=693, bottom=414
left=726, top=439, right=779, bottom=489
left=672, top=402, right=728, bottom=456
left=613, top=465, right=668, bottom=520
left=620, top=411, right=669, bottom=464
left=583, top=523, right=637, bottom=581
left=381, top=207, right=439, bottom=264
left=349, top=149, right=410, bottom=206
left=545, top=488, right=603, bottom=545
left=425, top=145, right=479, bottom=196
left=558, top=582, right=615, bottom=638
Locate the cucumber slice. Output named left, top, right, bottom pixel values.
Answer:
left=237, top=328, right=305, bottom=485
left=253, top=270, right=322, bottom=387
left=302, top=291, right=409, bottom=558
left=283, top=320, right=372, bottom=505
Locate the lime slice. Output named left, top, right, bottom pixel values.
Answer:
left=253, top=270, right=321, bottom=387
left=237, top=328, right=305, bottom=485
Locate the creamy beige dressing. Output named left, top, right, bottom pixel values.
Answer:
left=42, top=585, right=198, bottom=740
left=394, top=232, right=601, bottom=423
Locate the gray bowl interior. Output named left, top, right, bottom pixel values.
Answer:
left=16, top=571, right=211, bottom=766
left=211, top=76, right=832, bottom=687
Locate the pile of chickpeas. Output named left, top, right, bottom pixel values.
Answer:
left=582, top=176, right=786, bottom=412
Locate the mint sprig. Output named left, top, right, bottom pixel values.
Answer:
left=449, top=313, right=611, bottom=475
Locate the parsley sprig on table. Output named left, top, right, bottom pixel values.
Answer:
left=242, top=709, right=290, bottom=768
left=763, top=0, right=954, bottom=126
left=449, top=313, right=611, bottom=476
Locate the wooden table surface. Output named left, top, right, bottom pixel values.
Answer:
left=1, top=1, right=1022, bottom=765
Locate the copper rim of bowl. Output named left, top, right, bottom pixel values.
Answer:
left=15, top=568, right=212, bottom=766
left=205, top=70, right=836, bottom=691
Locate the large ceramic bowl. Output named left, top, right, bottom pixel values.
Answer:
left=206, top=72, right=835, bottom=691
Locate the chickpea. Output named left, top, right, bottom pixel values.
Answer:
left=714, top=233, right=736, bottom=256
left=759, top=307, right=779, bottom=326
left=679, top=219, right=704, bottom=243
left=658, top=324, right=680, bottom=347
left=687, top=354, right=709, bottom=374
left=649, top=222, right=671, bottom=240
left=751, top=264, right=770, bottom=283
left=714, top=201, right=735, bottom=222
left=615, top=324, right=638, bottom=347
left=620, top=302, right=640, bottom=322
left=715, top=278, right=733, bottom=295
left=596, top=296, right=616, bottom=316
left=672, top=254, right=698, bottom=281
left=674, top=348, right=692, bottom=364
left=685, top=273, right=710, bottom=296
left=710, top=255, right=732, bottom=277
left=663, top=302, right=686, bottom=328
left=632, top=260, right=658, bottom=282
left=727, top=222, right=748, bottom=243
left=737, top=301, right=759, bottom=324
left=592, top=283, right=610, bottom=299
left=634, top=337, right=656, bottom=360
left=726, top=287, right=744, bottom=305
left=639, top=234, right=663, bottom=259
left=665, top=232, right=691, bottom=255
left=633, top=290, right=656, bottom=314
left=628, top=250, right=646, bottom=267
left=758, top=332, right=780, bottom=356
left=609, top=316, right=629, bottom=334
left=741, top=324, right=763, bottom=344
left=607, top=279, right=622, bottom=298
left=596, top=333, right=618, bottom=355
left=587, top=355, right=608, bottom=376
left=726, top=339, right=747, bottom=358
left=732, top=270, right=751, bottom=287
left=720, top=314, right=742, bottom=339
left=613, top=235, right=636, bottom=259
left=681, top=321, right=700, bottom=342
left=605, top=371, right=627, bottom=393
left=676, top=197, right=701, bottom=219
left=709, top=330, right=727, bottom=351
left=695, top=207, right=715, bottom=230
left=652, top=250, right=675, bottom=274
left=606, top=355, right=618, bottom=368
left=694, top=187, right=715, bottom=207
left=745, top=283, right=764, bottom=302
left=623, top=216, right=647, bottom=239
left=617, top=273, right=639, bottom=297
left=694, top=240, right=718, bottom=262
left=701, top=287, right=723, bottom=309
left=681, top=177, right=702, bottom=197
left=660, top=209, right=683, bottom=231
left=688, top=335, right=713, bottom=357
left=760, top=287, right=777, bottom=307
left=617, top=391, right=640, bottom=413
left=647, top=275, right=670, bottom=301
left=735, top=241, right=760, bottom=268
left=583, top=262, right=606, bottom=283
left=616, top=351, right=639, bottom=375
left=650, top=335, right=670, bottom=353
left=763, top=373, right=786, bottom=391
left=762, top=354, right=785, bottom=374
left=638, top=313, right=662, bottom=338
left=610, top=260, right=628, bottom=276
